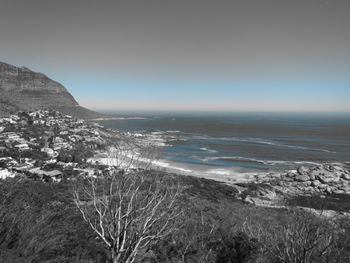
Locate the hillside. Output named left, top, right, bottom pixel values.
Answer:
left=0, top=61, right=105, bottom=119
left=1, top=175, right=349, bottom=263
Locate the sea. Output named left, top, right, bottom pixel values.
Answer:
left=96, top=111, right=350, bottom=174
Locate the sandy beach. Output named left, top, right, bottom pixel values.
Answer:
left=88, top=147, right=268, bottom=185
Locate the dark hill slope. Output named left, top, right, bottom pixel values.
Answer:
left=0, top=61, right=105, bottom=119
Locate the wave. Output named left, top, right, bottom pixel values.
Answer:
left=187, top=134, right=336, bottom=154
left=200, top=156, right=323, bottom=167
left=263, top=160, right=322, bottom=166
left=199, top=147, right=218, bottom=154
left=202, top=156, right=266, bottom=164
left=189, top=134, right=284, bottom=146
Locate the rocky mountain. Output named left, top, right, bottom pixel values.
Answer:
left=0, top=61, right=105, bottom=119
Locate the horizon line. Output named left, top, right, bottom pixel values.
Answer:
left=92, top=108, right=350, bottom=115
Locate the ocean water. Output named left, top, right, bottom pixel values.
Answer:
left=97, top=112, right=350, bottom=172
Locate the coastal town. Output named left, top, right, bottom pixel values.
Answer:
left=0, top=109, right=141, bottom=182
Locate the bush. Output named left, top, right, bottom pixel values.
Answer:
left=0, top=179, right=106, bottom=263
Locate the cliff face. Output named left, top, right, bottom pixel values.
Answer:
left=0, top=62, right=104, bottom=119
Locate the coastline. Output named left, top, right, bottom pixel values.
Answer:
left=151, top=158, right=267, bottom=184
left=88, top=117, right=350, bottom=215
left=88, top=123, right=329, bottom=185
left=88, top=146, right=272, bottom=185
left=88, top=144, right=350, bottom=215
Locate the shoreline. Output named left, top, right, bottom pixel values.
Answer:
left=87, top=122, right=350, bottom=215
left=88, top=147, right=275, bottom=185
left=88, top=147, right=350, bottom=215
left=151, top=158, right=269, bottom=184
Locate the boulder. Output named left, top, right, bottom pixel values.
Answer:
left=308, top=172, right=317, bottom=181
left=333, top=165, right=344, bottom=171
left=339, top=187, right=350, bottom=194
left=294, top=175, right=310, bottom=182
left=305, top=186, right=315, bottom=192
left=268, top=173, right=281, bottom=178
left=318, top=176, right=338, bottom=184
left=297, top=166, right=309, bottom=175
left=244, top=196, right=255, bottom=204
left=302, top=181, right=312, bottom=187
left=341, top=173, right=350, bottom=181
left=314, top=165, right=322, bottom=170
left=324, top=165, right=334, bottom=171
left=339, top=179, right=349, bottom=185
left=321, top=171, right=337, bottom=178
left=309, top=169, right=321, bottom=176
left=311, top=180, right=321, bottom=187
left=286, top=172, right=295, bottom=178
left=318, top=184, right=328, bottom=189
left=325, top=187, right=333, bottom=194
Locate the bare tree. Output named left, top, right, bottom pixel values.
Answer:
left=73, top=171, right=183, bottom=263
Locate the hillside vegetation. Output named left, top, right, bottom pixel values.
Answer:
left=1, top=171, right=349, bottom=263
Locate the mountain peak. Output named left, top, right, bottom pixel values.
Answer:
left=0, top=61, right=72, bottom=94
left=0, top=61, right=105, bottom=119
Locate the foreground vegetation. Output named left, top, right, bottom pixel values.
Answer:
left=1, top=171, right=349, bottom=263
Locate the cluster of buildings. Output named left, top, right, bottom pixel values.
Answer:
left=0, top=109, right=110, bottom=182
left=0, top=131, right=31, bottom=151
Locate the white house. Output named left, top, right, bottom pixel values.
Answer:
left=74, top=168, right=96, bottom=177
left=41, top=147, right=55, bottom=157
left=0, top=169, right=15, bottom=180
left=15, top=143, right=30, bottom=151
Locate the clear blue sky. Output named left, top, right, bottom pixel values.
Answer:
left=54, top=71, right=350, bottom=112
left=1, top=0, right=349, bottom=112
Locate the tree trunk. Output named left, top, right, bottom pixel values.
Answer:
left=110, top=249, right=119, bottom=263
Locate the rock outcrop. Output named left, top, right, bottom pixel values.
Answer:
left=281, top=165, right=350, bottom=195
left=237, top=164, right=350, bottom=213
left=0, top=61, right=105, bottom=119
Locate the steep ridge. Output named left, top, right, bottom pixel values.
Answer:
left=0, top=61, right=105, bottom=119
